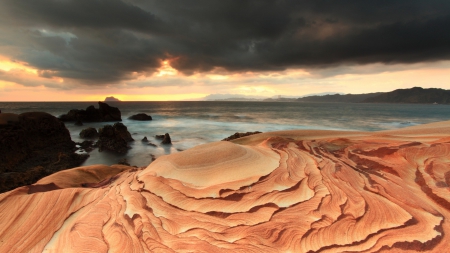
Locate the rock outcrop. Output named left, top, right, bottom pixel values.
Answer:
left=79, top=127, right=99, bottom=139
left=59, top=102, right=122, bottom=122
left=129, top=113, right=152, bottom=121
left=158, top=133, right=171, bottom=144
left=222, top=131, right=262, bottom=141
left=97, top=123, right=134, bottom=154
left=2, top=121, right=450, bottom=252
left=0, top=112, right=88, bottom=193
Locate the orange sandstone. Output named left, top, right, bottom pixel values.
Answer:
left=1, top=121, right=450, bottom=252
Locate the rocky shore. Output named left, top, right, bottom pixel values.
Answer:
left=1, top=120, right=450, bottom=252
left=0, top=112, right=88, bottom=193
left=0, top=103, right=173, bottom=192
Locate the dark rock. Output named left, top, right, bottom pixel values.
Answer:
left=161, top=133, right=172, bottom=144
left=79, top=127, right=99, bottom=139
left=148, top=142, right=157, bottom=147
left=74, top=120, right=83, bottom=126
left=113, top=122, right=134, bottom=142
left=155, top=134, right=165, bottom=139
left=59, top=102, right=121, bottom=122
left=98, top=102, right=122, bottom=121
left=0, top=112, right=88, bottom=193
left=85, top=105, right=101, bottom=121
left=222, top=131, right=262, bottom=141
left=142, top=136, right=148, bottom=142
left=59, top=109, right=83, bottom=121
left=129, top=113, right=152, bottom=121
left=97, top=123, right=134, bottom=154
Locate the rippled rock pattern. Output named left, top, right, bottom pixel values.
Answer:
left=1, top=122, right=450, bottom=252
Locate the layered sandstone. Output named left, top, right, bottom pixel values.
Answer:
left=1, top=121, right=450, bottom=252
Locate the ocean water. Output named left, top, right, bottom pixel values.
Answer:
left=1, top=101, right=449, bottom=167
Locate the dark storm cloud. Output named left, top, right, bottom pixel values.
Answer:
left=0, top=0, right=449, bottom=86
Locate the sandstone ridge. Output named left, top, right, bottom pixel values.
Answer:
left=1, top=121, right=450, bottom=252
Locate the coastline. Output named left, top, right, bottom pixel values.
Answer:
left=1, top=120, right=450, bottom=252
left=2, top=101, right=449, bottom=169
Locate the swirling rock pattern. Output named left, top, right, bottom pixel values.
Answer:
left=1, top=121, right=450, bottom=253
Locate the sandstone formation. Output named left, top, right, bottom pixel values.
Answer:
left=1, top=121, right=450, bottom=252
left=59, top=102, right=122, bottom=122
left=97, top=123, right=134, bottom=154
left=129, top=113, right=153, bottom=121
left=222, top=131, right=262, bottom=141
left=0, top=112, right=88, bottom=193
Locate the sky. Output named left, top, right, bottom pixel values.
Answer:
left=0, top=0, right=449, bottom=101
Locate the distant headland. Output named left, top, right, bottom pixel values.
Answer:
left=104, top=96, right=121, bottom=102
left=207, top=87, right=450, bottom=104
left=295, top=87, right=450, bottom=104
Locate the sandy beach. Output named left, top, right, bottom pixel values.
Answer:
left=1, top=120, right=450, bottom=252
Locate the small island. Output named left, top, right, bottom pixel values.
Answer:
left=104, top=96, right=121, bottom=102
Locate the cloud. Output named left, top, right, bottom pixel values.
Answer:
left=0, top=0, right=449, bottom=87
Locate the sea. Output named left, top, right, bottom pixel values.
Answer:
left=1, top=101, right=449, bottom=167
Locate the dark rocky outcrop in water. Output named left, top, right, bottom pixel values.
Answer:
left=222, top=131, right=262, bottom=141
left=59, top=102, right=122, bottom=122
left=0, top=112, right=88, bottom=193
left=79, top=127, right=99, bottom=139
left=161, top=133, right=172, bottom=144
left=129, top=113, right=152, bottom=121
left=97, top=123, right=134, bottom=154
left=156, top=133, right=172, bottom=144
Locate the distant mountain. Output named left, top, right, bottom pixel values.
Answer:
left=363, top=87, right=450, bottom=104
left=104, top=96, right=121, bottom=102
left=299, top=92, right=345, bottom=97
left=202, top=94, right=267, bottom=101
left=201, top=87, right=450, bottom=104
left=297, top=92, right=382, bottom=103
left=263, top=97, right=298, bottom=102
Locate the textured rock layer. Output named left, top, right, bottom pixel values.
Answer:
left=1, top=121, right=450, bottom=252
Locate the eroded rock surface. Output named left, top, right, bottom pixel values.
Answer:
left=1, top=121, right=450, bottom=252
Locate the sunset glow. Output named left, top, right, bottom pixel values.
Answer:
left=0, top=1, right=449, bottom=101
